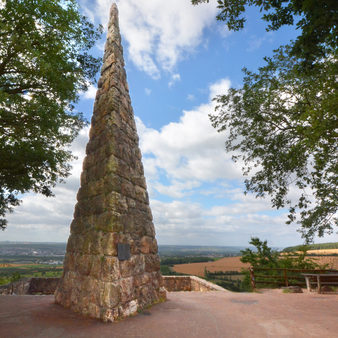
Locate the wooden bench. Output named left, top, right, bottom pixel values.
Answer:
left=302, top=273, right=338, bottom=293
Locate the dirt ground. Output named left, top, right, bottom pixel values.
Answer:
left=1, top=289, right=338, bottom=337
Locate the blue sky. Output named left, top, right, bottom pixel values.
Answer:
left=2, top=0, right=337, bottom=247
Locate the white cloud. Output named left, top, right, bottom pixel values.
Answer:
left=246, top=32, right=274, bottom=52
left=84, top=0, right=218, bottom=78
left=136, top=77, right=239, bottom=193
left=168, top=73, right=181, bottom=87
left=82, top=85, right=97, bottom=100
left=3, top=78, right=338, bottom=245
left=209, top=78, right=231, bottom=99
left=153, top=180, right=200, bottom=199
left=4, top=127, right=90, bottom=242
left=150, top=199, right=305, bottom=246
left=145, top=88, right=152, bottom=96
left=134, top=77, right=338, bottom=246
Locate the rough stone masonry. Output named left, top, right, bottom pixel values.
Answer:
left=55, top=4, right=166, bottom=322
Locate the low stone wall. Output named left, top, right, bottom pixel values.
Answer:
left=0, top=278, right=59, bottom=295
left=1, top=276, right=225, bottom=295
left=163, top=276, right=226, bottom=292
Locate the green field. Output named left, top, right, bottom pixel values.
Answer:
left=0, top=253, right=64, bottom=286
left=0, top=263, right=63, bottom=285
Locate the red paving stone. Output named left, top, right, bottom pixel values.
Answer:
left=0, top=290, right=338, bottom=337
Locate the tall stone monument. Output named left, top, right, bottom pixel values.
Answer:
left=55, top=4, right=166, bottom=322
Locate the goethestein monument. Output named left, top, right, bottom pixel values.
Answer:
left=55, top=4, right=166, bottom=321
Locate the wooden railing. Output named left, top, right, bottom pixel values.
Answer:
left=249, top=267, right=338, bottom=290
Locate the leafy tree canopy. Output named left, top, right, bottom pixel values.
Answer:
left=192, top=0, right=338, bottom=241
left=192, top=0, right=338, bottom=67
left=240, top=238, right=329, bottom=290
left=212, top=46, right=337, bottom=241
left=241, top=237, right=325, bottom=270
left=0, top=0, right=102, bottom=229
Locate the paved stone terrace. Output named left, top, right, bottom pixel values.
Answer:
left=1, top=290, right=338, bottom=337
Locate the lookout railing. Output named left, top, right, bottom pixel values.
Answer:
left=249, top=267, right=338, bottom=290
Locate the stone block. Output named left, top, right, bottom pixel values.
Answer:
left=100, top=282, right=120, bottom=308
left=103, top=173, right=122, bottom=194
left=144, top=254, right=161, bottom=273
left=88, top=230, right=102, bottom=255
left=120, top=277, right=134, bottom=303
left=101, top=256, right=120, bottom=281
left=119, top=299, right=138, bottom=318
left=120, top=179, right=135, bottom=199
left=89, top=194, right=106, bottom=215
left=119, top=254, right=145, bottom=278
left=63, top=253, right=75, bottom=271
left=101, top=232, right=118, bottom=256
left=140, top=236, right=158, bottom=254
left=94, top=210, right=123, bottom=233
left=105, top=191, right=129, bottom=213
left=88, top=302, right=101, bottom=319
left=77, top=255, right=92, bottom=276
left=89, top=255, right=102, bottom=280
left=134, top=185, right=148, bottom=203
left=134, top=272, right=151, bottom=287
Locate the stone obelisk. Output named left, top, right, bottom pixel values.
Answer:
left=55, top=4, right=166, bottom=322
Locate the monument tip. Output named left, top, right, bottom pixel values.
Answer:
left=110, top=2, right=118, bottom=15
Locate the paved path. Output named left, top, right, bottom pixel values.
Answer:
left=1, top=290, right=337, bottom=337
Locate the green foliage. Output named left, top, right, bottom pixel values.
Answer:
left=192, top=0, right=338, bottom=241
left=205, top=270, right=242, bottom=276
left=0, top=0, right=102, bottom=229
left=211, top=277, right=246, bottom=292
left=10, top=271, right=21, bottom=283
left=192, top=0, right=338, bottom=66
left=241, top=237, right=325, bottom=270
left=241, top=237, right=278, bottom=268
left=160, top=256, right=214, bottom=265
left=160, top=265, right=176, bottom=275
left=240, top=237, right=328, bottom=289
left=211, top=45, right=337, bottom=241
left=0, top=276, right=10, bottom=285
left=204, top=269, right=248, bottom=291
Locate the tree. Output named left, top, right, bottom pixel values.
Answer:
left=192, top=0, right=338, bottom=241
left=240, top=237, right=322, bottom=270
left=0, top=0, right=102, bottom=229
left=240, top=237, right=327, bottom=289
left=192, top=0, right=338, bottom=67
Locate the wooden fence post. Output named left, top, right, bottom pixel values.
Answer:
left=284, top=269, right=288, bottom=287
left=249, top=267, right=256, bottom=290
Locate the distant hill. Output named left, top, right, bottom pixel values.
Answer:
left=158, top=245, right=247, bottom=257
left=0, top=242, right=247, bottom=257
left=283, top=242, right=338, bottom=252
left=0, top=242, right=66, bottom=256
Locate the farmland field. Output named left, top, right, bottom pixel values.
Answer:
left=172, top=254, right=338, bottom=277
left=0, top=263, right=63, bottom=285
left=308, top=255, right=338, bottom=269
left=172, top=256, right=249, bottom=277
left=307, top=249, right=338, bottom=255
